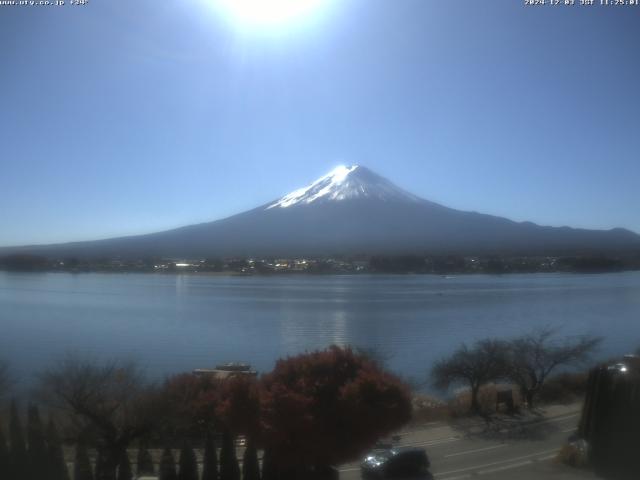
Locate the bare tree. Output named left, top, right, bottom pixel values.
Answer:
left=506, top=328, right=601, bottom=409
left=431, top=339, right=509, bottom=413
left=37, top=355, right=160, bottom=480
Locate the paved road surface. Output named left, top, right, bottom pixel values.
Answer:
left=339, top=404, right=598, bottom=480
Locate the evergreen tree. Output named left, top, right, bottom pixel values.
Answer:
left=159, top=448, right=178, bottom=480
left=95, top=450, right=107, bottom=480
left=46, top=418, right=70, bottom=480
left=74, top=444, right=94, bottom=480
left=178, top=442, right=198, bottom=480
left=260, top=449, right=278, bottom=480
left=27, top=404, right=48, bottom=480
left=9, top=400, right=28, bottom=479
left=201, top=433, right=218, bottom=480
left=242, top=441, right=260, bottom=480
left=136, top=446, right=155, bottom=476
left=0, top=423, right=9, bottom=480
left=219, top=430, right=240, bottom=480
left=116, top=451, right=133, bottom=480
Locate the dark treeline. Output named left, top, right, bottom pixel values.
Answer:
left=0, top=402, right=69, bottom=480
left=0, top=346, right=412, bottom=480
left=1, top=253, right=639, bottom=274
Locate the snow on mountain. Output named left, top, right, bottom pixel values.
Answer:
left=266, top=165, right=423, bottom=209
left=3, top=164, right=639, bottom=259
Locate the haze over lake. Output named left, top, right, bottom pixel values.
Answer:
left=1, top=271, right=639, bottom=390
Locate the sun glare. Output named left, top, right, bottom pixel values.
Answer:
left=215, top=0, right=327, bottom=28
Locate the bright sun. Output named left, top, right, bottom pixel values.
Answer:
left=215, top=0, right=326, bottom=28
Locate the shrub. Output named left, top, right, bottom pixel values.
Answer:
left=242, top=441, right=260, bottom=480
left=201, top=433, right=218, bottom=480
left=117, top=451, right=133, bottom=480
left=178, top=442, right=198, bottom=480
left=261, top=448, right=277, bottom=480
left=9, top=401, right=27, bottom=479
left=538, top=372, right=588, bottom=405
left=219, top=429, right=240, bottom=480
left=74, top=444, right=94, bottom=480
left=446, top=385, right=523, bottom=417
left=159, top=448, right=178, bottom=480
left=410, top=394, right=450, bottom=424
left=136, top=446, right=155, bottom=476
left=557, top=441, right=590, bottom=468
left=46, top=418, right=70, bottom=480
left=27, top=404, right=47, bottom=480
left=0, top=423, right=9, bottom=479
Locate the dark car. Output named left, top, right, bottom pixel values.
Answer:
left=360, top=447, right=430, bottom=479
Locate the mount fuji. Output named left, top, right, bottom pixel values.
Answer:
left=3, top=165, right=639, bottom=259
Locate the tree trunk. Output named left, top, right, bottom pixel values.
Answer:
left=74, top=444, right=94, bottom=480
left=260, top=448, right=278, bottom=480
left=159, top=448, right=178, bottom=480
left=525, top=389, right=535, bottom=409
left=470, top=385, right=481, bottom=413
left=219, top=430, right=240, bottom=480
left=178, top=442, right=198, bottom=480
left=242, top=440, right=260, bottom=480
left=136, top=446, right=155, bottom=477
left=96, top=444, right=128, bottom=480
left=95, top=447, right=119, bottom=480
left=201, top=433, right=218, bottom=480
left=116, top=451, right=133, bottom=480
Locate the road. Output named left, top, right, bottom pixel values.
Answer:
left=339, top=404, right=598, bottom=480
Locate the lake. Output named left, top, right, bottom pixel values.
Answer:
left=1, top=271, right=639, bottom=390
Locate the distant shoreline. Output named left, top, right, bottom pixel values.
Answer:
left=1, top=267, right=639, bottom=276
left=2, top=252, right=639, bottom=276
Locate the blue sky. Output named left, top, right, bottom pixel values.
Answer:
left=1, top=0, right=639, bottom=246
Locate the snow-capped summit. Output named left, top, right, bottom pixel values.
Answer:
left=266, top=165, right=422, bottom=209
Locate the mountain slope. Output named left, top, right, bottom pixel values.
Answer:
left=2, top=165, right=639, bottom=258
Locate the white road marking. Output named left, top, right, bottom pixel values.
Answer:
left=338, top=466, right=359, bottom=472
left=537, top=453, right=558, bottom=461
left=413, top=436, right=461, bottom=447
left=477, top=459, right=533, bottom=475
left=435, top=448, right=558, bottom=477
left=539, top=412, right=579, bottom=424
left=444, top=443, right=508, bottom=458
left=339, top=412, right=577, bottom=477
left=395, top=436, right=463, bottom=448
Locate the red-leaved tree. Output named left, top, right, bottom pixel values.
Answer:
left=216, top=376, right=260, bottom=480
left=160, top=373, right=221, bottom=438
left=260, top=346, right=412, bottom=476
left=216, top=376, right=261, bottom=438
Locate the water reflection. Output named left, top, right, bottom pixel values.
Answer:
left=0, top=272, right=638, bottom=390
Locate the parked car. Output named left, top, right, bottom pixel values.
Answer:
left=361, top=447, right=430, bottom=479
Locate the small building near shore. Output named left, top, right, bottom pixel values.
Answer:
left=193, top=362, right=257, bottom=380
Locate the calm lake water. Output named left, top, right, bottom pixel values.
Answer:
left=1, top=271, right=639, bottom=389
